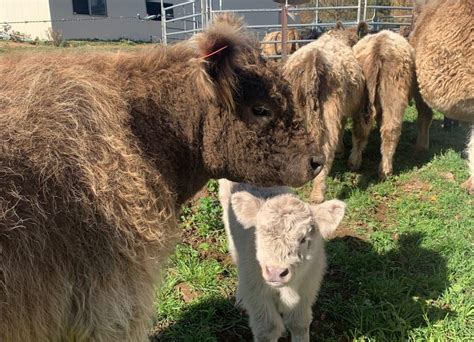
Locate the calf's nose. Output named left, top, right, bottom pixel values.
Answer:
left=265, top=266, right=291, bottom=283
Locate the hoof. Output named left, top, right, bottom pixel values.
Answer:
left=379, top=171, right=391, bottom=180
left=379, top=166, right=392, bottom=180
left=415, top=141, right=429, bottom=152
left=348, top=160, right=361, bottom=172
left=309, top=192, right=325, bottom=204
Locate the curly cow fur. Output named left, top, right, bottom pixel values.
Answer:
left=283, top=22, right=368, bottom=203
left=350, top=30, right=415, bottom=178
left=261, top=29, right=301, bottom=57
left=410, top=0, right=474, bottom=193
left=0, top=15, right=323, bottom=341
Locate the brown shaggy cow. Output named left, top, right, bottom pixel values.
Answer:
left=0, top=15, right=324, bottom=341
left=261, top=29, right=300, bottom=57
left=283, top=22, right=368, bottom=203
left=349, top=30, right=415, bottom=178
left=410, top=0, right=474, bottom=193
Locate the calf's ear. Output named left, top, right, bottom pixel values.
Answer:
left=231, top=191, right=264, bottom=229
left=193, top=13, right=259, bottom=111
left=311, top=200, right=346, bottom=239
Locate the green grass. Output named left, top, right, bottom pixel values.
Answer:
left=2, top=42, right=471, bottom=340
left=0, top=39, right=151, bottom=55
left=151, top=108, right=473, bottom=341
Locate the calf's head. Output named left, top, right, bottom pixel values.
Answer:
left=193, top=14, right=324, bottom=187
left=231, top=192, right=345, bottom=287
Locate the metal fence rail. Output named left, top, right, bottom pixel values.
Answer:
left=160, top=0, right=415, bottom=57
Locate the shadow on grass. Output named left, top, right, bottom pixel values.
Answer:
left=151, top=232, right=451, bottom=341
left=312, top=232, right=452, bottom=341
left=150, top=295, right=252, bottom=342
left=329, top=118, right=469, bottom=200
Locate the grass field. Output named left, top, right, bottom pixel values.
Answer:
left=0, top=39, right=151, bottom=55
left=151, top=108, right=473, bottom=341
left=2, top=41, right=472, bottom=341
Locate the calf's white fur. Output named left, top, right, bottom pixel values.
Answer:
left=218, top=179, right=346, bottom=342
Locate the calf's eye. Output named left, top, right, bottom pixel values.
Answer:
left=300, top=237, right=306, bottom=244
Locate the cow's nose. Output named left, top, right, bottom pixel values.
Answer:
left=265, top=266, right=291, bottom=283
left=310, top=155, right=324, bottom=177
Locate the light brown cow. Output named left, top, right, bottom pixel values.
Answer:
left=349, top=30, right=415, bottom=178
left=410, top=0, right=474, bottom=193
left=283, top=22, right=368, bottom=203
left=261, top=28, right=300, bottom=56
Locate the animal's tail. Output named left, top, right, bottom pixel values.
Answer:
left=360, top=51, right=382, bottom=121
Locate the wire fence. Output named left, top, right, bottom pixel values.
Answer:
left=156, top=0, right=414, bottom=58
left=1, top=0, right=415, bottom=52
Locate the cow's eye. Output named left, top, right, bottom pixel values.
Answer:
left=300, top=237, right=306, bottom=244
left=252, top=106, right=272, bottom=117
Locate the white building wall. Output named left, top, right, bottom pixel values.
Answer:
left=1, top=0, right=301, bottom=42
left=49, top=0, right=163, bottom=41
left=0, top=0, right=52, bottom=40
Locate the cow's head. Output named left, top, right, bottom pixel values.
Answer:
left=193, top=14, right=324, bottom=187
left=231, top=191, right=346, bottom=287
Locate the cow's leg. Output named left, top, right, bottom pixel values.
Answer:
left=379, top=106, right=404, bottom=178
left=461, top=125, right=474, bottom=194
left=310, top=147, right=335, bottom=204
left=310, top=115, right=344, bottom=203
left=237, top=284, right=285, bottom=342
left=283, top=303, right=312, bottom=342
left=414, top=87, right=433, bottom=151
left=335, top=117, right=347, bottom=156
left=244, top=293, right=285, bottom=342
left=348, top=115, right=373, bottom=172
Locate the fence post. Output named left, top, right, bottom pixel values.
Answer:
left=208, top=0, right=213, bottom=22
left=315, top=0, right=319, bottom=24
left=357, top=0, right=362, bottom=22
left=200, top=0, right=207, bottom=28
left=192, top=0, right=197, bottom=32
left=280, top=3, right=288, bottom=61
left=161, top=0, right=167, bottom=45
left=363, top=0, right=368, bottom=21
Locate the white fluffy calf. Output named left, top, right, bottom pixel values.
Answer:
left=218, top=179, right=346, bottom=342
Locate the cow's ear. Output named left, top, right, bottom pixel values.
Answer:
left=231, top=191, right=264, bottom=229
left=311, top=200, right=346, bottom=240
left=357, top=22, right=369, bottom=39
left=334, top=21, right=344, bottom=30
left=193, top=14, right=259, bottom=111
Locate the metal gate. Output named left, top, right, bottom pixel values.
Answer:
left=159, top=0, right=414, bottom=57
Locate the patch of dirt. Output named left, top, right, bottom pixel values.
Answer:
left=400, top=178, right=431, bottom=194
left=333, top=220, right=371, bottom=241
left=181, top=228, right=231, bottom=264
left=181, top=227, right=209, bottom=250
left=374, top=202, right=389, bottom=223
left=216, top=328, right=253, bottom=342
left=439, top=172, right=456, bottom=183
left=187, top=185, right=209, bottom=207
left=175, top=282, right=199, bottom=303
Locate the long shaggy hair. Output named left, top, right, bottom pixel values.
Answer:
left=0, top=14, right=320, bottom=341
left=350, top=30, right=415, bottom=178
left=283, top=25, right=367, bottom=203
left=261, top=29, right=300, bottom=57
